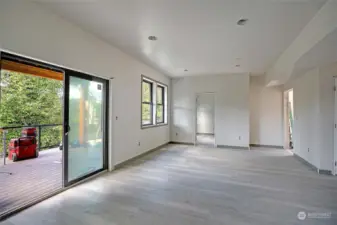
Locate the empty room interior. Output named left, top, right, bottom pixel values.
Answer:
left=0, top=0, right=337, bottom=224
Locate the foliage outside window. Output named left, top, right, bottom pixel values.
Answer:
left=0, top=70, right=63, bottom=154
left=141, top=76, right=167, bottom=128
left=142, top=80, right=153, bottom=126
left=156, top=85, right=164, bottom=124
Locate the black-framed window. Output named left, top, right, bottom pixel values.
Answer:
left=156, top=85, right=165, bottom=124
left=141, top=75, right=167, bottom=128
left=142, top=79, right=153, bottom=126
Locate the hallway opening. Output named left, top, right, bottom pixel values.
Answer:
left=195, top=93, right=215, bottom=147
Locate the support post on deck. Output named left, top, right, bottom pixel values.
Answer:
left=38, top=126, right=41, bottom=152
left=2, top=130, right=7, bottom=165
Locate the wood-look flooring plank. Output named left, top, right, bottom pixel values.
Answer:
left=2, top=144, right=337, bottom=225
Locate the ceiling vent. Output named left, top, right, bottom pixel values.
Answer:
left=237, top=19, right=248, bottom=26
left=148, top=36, right=158, bottom=41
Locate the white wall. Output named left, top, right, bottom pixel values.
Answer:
left=266, top=0, right=337, bottom=85
left=318, top=62, right=337, bottom=171
left=291, top=68, right=321, bottom=168
left=0, top=1, right=170, bottom=167
left=249, top=75, right=283, bottom=146
left=196, top=93, right=215, bottom=134
left=285, top=63, right=337, bottom=172
left=171, top=74, right=250, bottom=147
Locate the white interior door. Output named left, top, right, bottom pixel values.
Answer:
left=196, top=93, right=215, bottom=134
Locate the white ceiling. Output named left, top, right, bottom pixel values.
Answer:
left=35, top=0, right=326, bottom=77
left=292, top=28, right=337, bottom=79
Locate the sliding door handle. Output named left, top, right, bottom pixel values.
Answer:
left=65, top=125, right=71, bottom=135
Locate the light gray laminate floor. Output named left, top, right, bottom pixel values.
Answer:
left=196, top=134, right=215, bottom=147
left=1, top=144, right=337, bottom=225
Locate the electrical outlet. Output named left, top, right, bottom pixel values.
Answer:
left=176, top=133, right=178, bottom=136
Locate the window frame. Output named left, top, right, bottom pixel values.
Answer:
left=156, top=85, right=165, bottom=124
left=141, top=75, right=168, bottom=129
left=141, top=79, right=153, bottom=126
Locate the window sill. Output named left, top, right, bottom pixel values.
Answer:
left=141, top=123, right=168, bottom=129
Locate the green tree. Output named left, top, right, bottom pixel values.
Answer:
left=0, top=70, right=62, bottom=153
left=142, top=81, right=152, bottom=124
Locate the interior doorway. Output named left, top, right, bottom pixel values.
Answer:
left=283, top=89, right=294, bottom=150
left=195, top=93, right=215, bottom=147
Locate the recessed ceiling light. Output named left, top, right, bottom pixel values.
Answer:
left=237, top=19, right=248, bottom=26
left=148, top=36, right=158, bottom=41
left=184, top=69, right=188, bottom=72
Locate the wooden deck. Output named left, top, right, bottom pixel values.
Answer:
left=0, top=148, right=62, bottom=216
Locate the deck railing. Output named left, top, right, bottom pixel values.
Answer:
left=0, top=124, right=62, bottom=164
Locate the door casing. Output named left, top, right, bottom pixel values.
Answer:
left=332, top=77, right=337, bottom=176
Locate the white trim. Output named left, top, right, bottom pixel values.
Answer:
left=283, top=90, right=290, bottom=150
left=332, top=77, right=337, bottom=176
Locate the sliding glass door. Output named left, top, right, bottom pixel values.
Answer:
left=0, top=51, right=109, bottom=218
left=63, top=70, right=108, bottom=186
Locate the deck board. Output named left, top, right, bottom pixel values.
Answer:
left=0, top=148, right=62, bottom=215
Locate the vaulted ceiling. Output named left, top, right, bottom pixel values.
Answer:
left=35, top=0, right=326, bottom=77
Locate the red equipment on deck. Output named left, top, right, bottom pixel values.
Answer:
left=21, top=127, right=37, bottom=137
left=9, top=127, right=39, bottom=162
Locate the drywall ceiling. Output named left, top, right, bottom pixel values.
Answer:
left=292, top=28, right=337, bottom=79
left=34, top=0, right=326, bottom=77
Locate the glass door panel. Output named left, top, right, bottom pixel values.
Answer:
left=64, top=71, right=108, bottom=185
